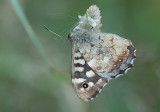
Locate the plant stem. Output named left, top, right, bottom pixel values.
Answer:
left=9, top=0, right=69, bottom=84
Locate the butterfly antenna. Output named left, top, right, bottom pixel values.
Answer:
left=44, top=25, right=64, bottom=39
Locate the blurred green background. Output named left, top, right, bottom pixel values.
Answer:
left=0, top=0, right=160, bottom=112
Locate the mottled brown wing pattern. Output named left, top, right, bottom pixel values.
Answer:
left=71, top=42, right=107, bottom=101
left=109, top=44, right=136, bottom=79
left=69, top=5, right=136, bottom=101
left=78, top=33, right=136, bottom=80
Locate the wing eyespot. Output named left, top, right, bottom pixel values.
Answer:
left=82, top=83, right=88, bottom=88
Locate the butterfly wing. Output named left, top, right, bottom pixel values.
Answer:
left=78, top=32, right=136, bottom=80
left=69, top=5, right=136, bottom=101
left=71, top=40, right=107, bottom=101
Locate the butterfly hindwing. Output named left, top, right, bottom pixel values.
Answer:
left=77, top=33, right=136, bottom=80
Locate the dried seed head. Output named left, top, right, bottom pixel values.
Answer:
left=74, top=5, right=102, bottom=31
left=87, top=5, right=101, bottom=20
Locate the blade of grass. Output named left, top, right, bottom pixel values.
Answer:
left=9, top=0, right=49, bottom=65
left=9, top=0, right=69, bottom=84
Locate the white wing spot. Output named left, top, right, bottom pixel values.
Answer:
left=72, top=78, right=86, bottom=84
left=88, top=82, right=94, bottom=87
left=86, top=70, right=95, bottom=77
left=97, top=78, right=103, bottom=84
left=75, top=67, right=84, bottom=72
left=80, top=88, right=85, bottom=92
left=74, top=59, right=85, bottom=65
left=75, top=52, right=81, bottom=57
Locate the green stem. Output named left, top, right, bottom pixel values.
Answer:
left=9, top=0, right=49, bottom=65
left=9, top=0, right=69, bottom=84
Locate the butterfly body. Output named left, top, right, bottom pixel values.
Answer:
left=69, top=5, right=136, bottom=101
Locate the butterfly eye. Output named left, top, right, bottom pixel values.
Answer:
left=82, top=83, right=88, bottom=88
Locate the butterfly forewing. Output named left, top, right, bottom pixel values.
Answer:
left=71, top=41, right=107, bottom=101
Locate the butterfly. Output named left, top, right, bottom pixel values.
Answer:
left=68, top=5, right=136, bottom=101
